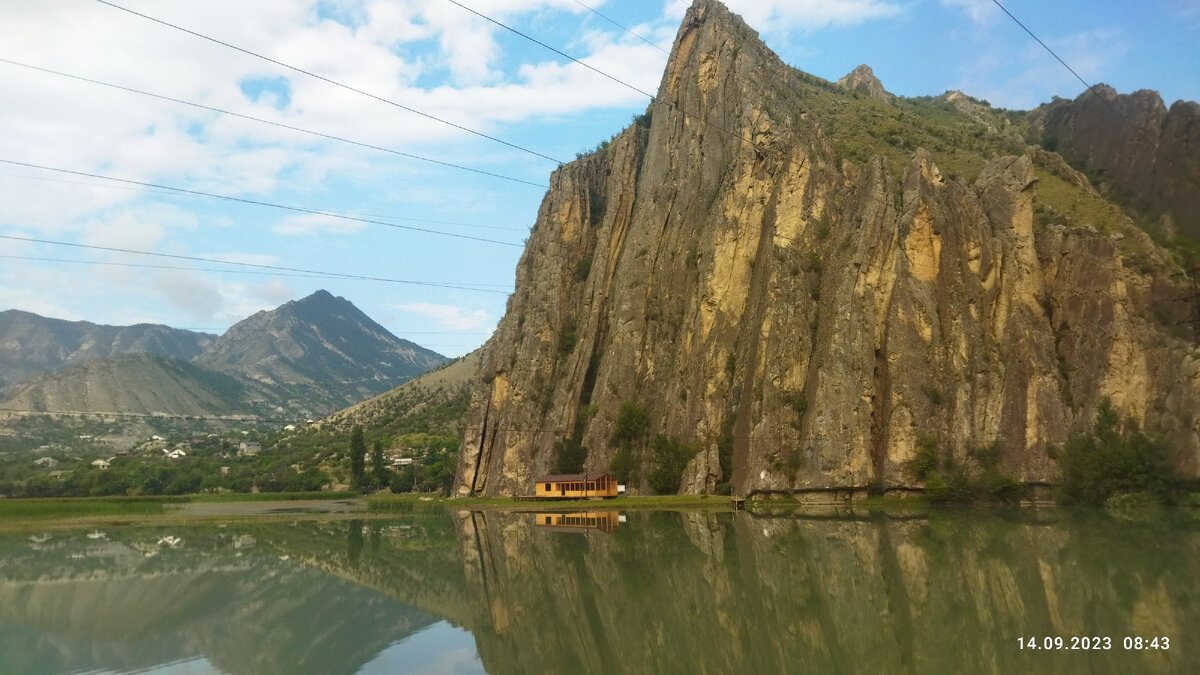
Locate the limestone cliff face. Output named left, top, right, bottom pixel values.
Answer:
left=1038, top=85, right=1200, bottom=241
left=455, top=0, right=1200, bottom=496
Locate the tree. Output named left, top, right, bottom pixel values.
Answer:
left=349, top=426, right=366, bottom=489
left=647, top=435, right=698, bottom=494
left=609, top=401, right=649, bottom=484
left=1055, top=399, right=1183, bottom=505
left=370, top=439, right=389, bottom=488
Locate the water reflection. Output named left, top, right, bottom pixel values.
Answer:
left=1, top=509, right=1197, bottom=674
left=533, top=511, right=622, bottom=533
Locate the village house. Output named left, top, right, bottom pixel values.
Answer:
left=238, top=441, right=261, bottom=457
left=534, top=473, right=619, bottom=499
left=91, top=459, right=111, bottom=470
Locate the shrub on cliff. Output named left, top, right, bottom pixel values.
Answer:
left=1054, top=399, right=1184, bottom=506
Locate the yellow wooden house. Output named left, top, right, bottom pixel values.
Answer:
left=534, top=473, right=619, bottom=499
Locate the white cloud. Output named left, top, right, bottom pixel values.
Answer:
left=953, top=28, right=1127, bottom=109
left=273, top=213, right=368, bottom=235
left=720, top=0, right=903, bottom=32
left=394, top=301, right=490, bottom=330
left=940, top=0, right=998, bottom=25
left=155, top=270, right=224, bottom=320
left=1168, top=0, right=1200, bottom=30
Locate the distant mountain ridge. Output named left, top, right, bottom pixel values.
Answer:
left=0, top=310, right=214, bottom=395
left=197, top=290, right=445, bottom=403
left=0, top=291, right=447, bottom=420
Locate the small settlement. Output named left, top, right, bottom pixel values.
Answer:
left=533, top=472, right=619, bottom=499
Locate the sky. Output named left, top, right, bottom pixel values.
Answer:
left=1, top=0, right=1197, bottom=358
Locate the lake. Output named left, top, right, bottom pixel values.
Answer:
left=1, top=507, right=1196, bottom=674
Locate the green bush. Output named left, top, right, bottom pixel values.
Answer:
left=647, top=435, right=699, bottom=494
left=1055, top=399, right=1184, bottom=506
left=909, top=434, right=1025, bottom=504
left=905, top=433, right=940, bottom=480
left=609, top=402, right=650, bottom=484
left=553, top=436, right=586, bottom=474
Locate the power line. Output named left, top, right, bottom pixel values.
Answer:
left=0, top=57, right=548, bottom=190
left=571, top=0, right=669, bottom=55
left=0, top=159, right=523, bottom=248
left=0, top=170, right=527, bottom=233
left=93, top=0, right=567, bottom=166
left=442, top=1, right=785, bottom=175
left=988, top=0, right=1196, bottom=191
left=445, top=0, right=656, bottom=100
left=0, top=235, right=513, bottom=294
left=0, top=254, right=319, bottom=279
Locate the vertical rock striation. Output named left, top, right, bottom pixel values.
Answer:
left=456, top=0, right=1200, bottom=496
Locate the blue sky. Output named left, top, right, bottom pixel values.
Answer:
left=1, top=0, right=1197, bottom=358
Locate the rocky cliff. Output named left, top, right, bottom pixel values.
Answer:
left=837, top=64, right=889, bottom=102
left=1037, top=85, right=1200, bottom=242
left=455, top=0, right=1200, bottom=497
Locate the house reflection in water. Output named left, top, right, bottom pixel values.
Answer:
left=534, top=512, right=623, bottom=534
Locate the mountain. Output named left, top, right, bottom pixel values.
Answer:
left=454, top=0, right=1200, bottom=497
left=0, top=291, right=447, bottom=429
left=1, top=353, right=250, bottom=419
left=1035, top=85, right=1200, bottom=242
left=320, top=348, right=479, bottom=434
left=195, top=290, right=446, bottom=412
left=0, top=310, right=214, bottom=395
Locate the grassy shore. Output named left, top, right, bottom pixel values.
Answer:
left=0, top=491, right=360, bottom=526
left=0, top=496, right=179, bottom=521
left=188, top=491, right=359, bottom=503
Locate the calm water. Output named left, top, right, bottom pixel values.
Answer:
left=1, top=508, right=1196, bottom=674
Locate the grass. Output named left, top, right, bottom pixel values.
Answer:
left=0, top=496, right=179, bottom=520
left=189, top=491, right=359, bottom=503
left=0, top=491, right=361, bottom=527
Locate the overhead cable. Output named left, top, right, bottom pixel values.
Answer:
left=93, top=0, right=567, bottom=165
left=0, top=159, right=523, bottom=248
left=988, top=0, right=1195, bottom=186
left=0, top=235, right=513, bottom=293
left=0, top=170, right=526, bottom=233
left=570, top=0, right=669, bottom=55
left=0, top=58, right=548, bottom=190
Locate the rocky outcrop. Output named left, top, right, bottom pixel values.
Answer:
left=454, top=0, right=1200, bottom=497
left=1038, top=85, right=1200, bottom=241
left=837, top=64, right=889, bottom=101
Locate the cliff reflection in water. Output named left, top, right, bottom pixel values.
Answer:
left=1, top=509, right=1198, bottom=674
left=451, top=509, right=1199, bottom=675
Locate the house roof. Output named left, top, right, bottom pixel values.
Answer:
left=536, top=473, right=613, bottom=483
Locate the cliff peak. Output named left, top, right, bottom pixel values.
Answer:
left=837, top=64, right=889, bottom=101
left=454, top=0, right=1200, bottom=499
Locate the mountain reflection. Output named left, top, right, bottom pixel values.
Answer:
left=1, top=509, right=1197, bottom=674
